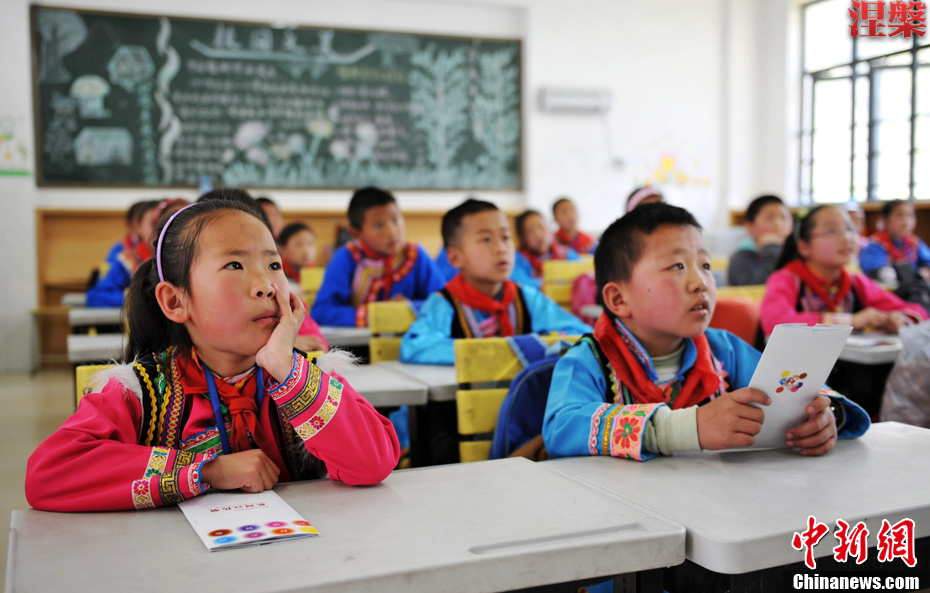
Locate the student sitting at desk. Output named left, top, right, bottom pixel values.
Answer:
left=400, top=198, right=592, bottom=366
left=513, top=209, right=581, bottom=288
left=87, top=198, right=188, bottom=307
left=26, top=199, right=399, bottom=511
left=311, top=186, right=445, bottom=327
left=278, top=222, right=317, bottom=285
left=552, top=196, right=597, bottom=255
left=727, top=194, right=793, bottom=286
left=544, top=203, right=869, bottom=462
left=761, top=204, right=928, bottom=337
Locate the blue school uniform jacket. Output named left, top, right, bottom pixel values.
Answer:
left=860, top=237, right=930, bottom=275
left=86, top=241, right=132, bottom=307
left=311, top=243, right=445, bottom=327
left=543, top=327, right=870, bottom=461
left=399, top=284, right=593, bottom=365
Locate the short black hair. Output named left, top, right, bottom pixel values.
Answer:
left=595, top=202, right=702, bottom=299
left=278, top=222, right=314, bottom=245
left=348, top=186, right=396, bottom=230
left=745, top=194, right=785, bottom=223
left=128, top=199, right=159, bottom=223
left=514, top=209, right=543, bottom=242
left=881, top=199, right=910, bottom=218
left=255, top=196, right=277, bottom=208
left=552, top=196, right=572, bottom=216
left=441, top=198, right=499, bottom=248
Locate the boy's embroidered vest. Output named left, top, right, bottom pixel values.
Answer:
left=577, top=335, right=724, bottom=408
left=439, top=287, right=532, bottom=338
left=346, top=241, right=418, bottom=306
left=130, top=351, right=324, bottom=481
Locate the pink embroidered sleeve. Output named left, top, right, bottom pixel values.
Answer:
left=25, top=378, right=213, bottom=512
left=267, top=353, right=400, bottom=485
left=851, top=273, right=929, bottom=321
left=761, top=269, right=828, bottom=336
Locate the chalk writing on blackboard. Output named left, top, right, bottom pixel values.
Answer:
left=32, top=6, right=522, bottom=189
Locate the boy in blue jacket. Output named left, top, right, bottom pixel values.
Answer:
left=544, top=203, right=869, bottom=461
left=311, top=186, right=445, bottom=327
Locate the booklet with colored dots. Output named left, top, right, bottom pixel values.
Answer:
left=178, top=489, right=320, bottom=551
left=743, top=323, right=852, bottom=450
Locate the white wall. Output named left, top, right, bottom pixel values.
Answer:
left=0, top=0, right=788, bottom=371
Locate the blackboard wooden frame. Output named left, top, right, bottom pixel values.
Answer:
left=30, top=4, right=523, bottom=191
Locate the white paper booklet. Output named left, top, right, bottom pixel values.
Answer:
left=745, top=323, right=852, bottom=449
left=178, top=490, right=320, bottom=551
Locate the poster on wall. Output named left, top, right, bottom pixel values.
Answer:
left=30, top=6, right=522, bottom=190
left=0, top=115, right=31, bottom=176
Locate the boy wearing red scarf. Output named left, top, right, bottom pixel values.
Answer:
left=400, top=199, right=592, bottom=366
left=311, top=187, right=445, bottom=327
left=860, top=200, right=930, bottom=284
left=513, top=209, right=581, bottom=288
left=544, top=203, right=869, bottom=462
left=553, top=196, right=598, bottom=255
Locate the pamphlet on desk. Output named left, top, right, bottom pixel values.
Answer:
left=744, top=323, right=852, bottom=449
left=178, top=489, right=319, bottom=551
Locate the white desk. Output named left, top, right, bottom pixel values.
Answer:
left=319, top=326, right=371, bottom=348
left=61, top=292, right=87, bottom=307
left=839, top=334, right=902, bottom=365
left=67, top=333, right=126, bottom=364
left=335, top=363, right=428, bottom=407
left=545, top=422, right=930, bottom=577
left=378, top=361, right=458, bottom=402
left=68, top=306, right=122, bottom=328
left=6, top=458, right=685, bottom=593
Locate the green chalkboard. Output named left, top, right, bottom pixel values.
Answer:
left=31, top=6, right=522, bottom=189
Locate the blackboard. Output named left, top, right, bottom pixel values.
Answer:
left=31, top=6, right=522, bottom=189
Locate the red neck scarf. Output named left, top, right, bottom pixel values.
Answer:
left=444, top=275, right=519, bottom=336
left=593, top=313, right=721, bottom=409
left=555, top=228, right=594, bottom=254
left=785, top=260, right=852, bottom=313
left=120, top=234, right=153, bottom=273
left=519, top=245, right=568, bottom=278
left=282, top=258, right=300, bottom=282
left=871, top=231, right=918, bottom=264
left=177, top=350, right=275, bottom=454
left=357, top=241, right=396, bottom=296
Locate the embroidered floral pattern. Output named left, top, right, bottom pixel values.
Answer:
left=607, top=404, right=657, bottom=461
left=269, top=352, right=305, bottom=397
left=588, top=403, right=611, bottom=455
left=294, top=378, right=343, bottom=441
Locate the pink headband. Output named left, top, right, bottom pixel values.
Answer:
left=626, top=187, right=662, bottom=213
left=156, top=203, right=198, bottom=282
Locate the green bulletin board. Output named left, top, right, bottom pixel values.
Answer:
left=31, top=5, right=522, bottom=189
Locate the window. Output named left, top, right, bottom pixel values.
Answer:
left=801, top=0, right=929, bottom=204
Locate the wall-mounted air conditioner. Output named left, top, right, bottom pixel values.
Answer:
left=537, top=88, right=612, bottom=114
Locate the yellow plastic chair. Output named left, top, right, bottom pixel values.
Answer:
left=368, top=301, right=418, bottom=364
left=542, top=260, right=594, bottom=310
left=300, top=267, right=325, bottom=307
left=716, top=284, right=766, bottom=302
left=75, top=363, right=115, bottom=406
left=453, top=335, right=580, bottom=463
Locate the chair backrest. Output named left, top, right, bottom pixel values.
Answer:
left=75, top=363, right=115, bottom=406
left=542, top=260, right=594, bottom=309
left=300, top=267, right=326, bottom=307
left=709, top=297, right=762, bottom=347
left=715, top=284, right=766, bottom=302
left=367, top=301, right=418, bottom=364
left=454, top=334, right=580, bottom=462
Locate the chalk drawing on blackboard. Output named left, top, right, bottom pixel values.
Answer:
left=190, top=28, right=376, bottom=80
left=107, top=46, right=155, bottom=91
left=472, top=47, right=519, bottom=183
left=74, top=128, right=133, bottom=166
left=366, top=34, right=419, bottom=68
left=250, top=28, right=274, bottom=53
left=42, top=92, right=78, bottom=172
left=155, top=17, right=182, bottom=184
left=36, top=9, right=87, bottom=84
left=70, top=75, right=111, bottom=119
left=410, top=45, right=469, bottom=187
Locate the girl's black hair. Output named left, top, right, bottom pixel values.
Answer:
left=123, top=197, right=269, bottom=362
left=775, top=204, right=832, bottom=270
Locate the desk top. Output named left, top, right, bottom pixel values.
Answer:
left=544, top=422, right=930, bottom=575
left=335, top=363, right=428, bottom=407
left=838, top=334, right=902, bottom=365
left=68, top=306, right=122, bottom=327
left=6, top=458, right=685, bottom=593
left=67, top=333, right=125, bottom=364
left=319, top=326, right=371, bottom=348
left=378, top=361, right=457, bottom=402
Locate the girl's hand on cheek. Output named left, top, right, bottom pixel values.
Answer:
left=256, top=284, right=305, bottom=382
